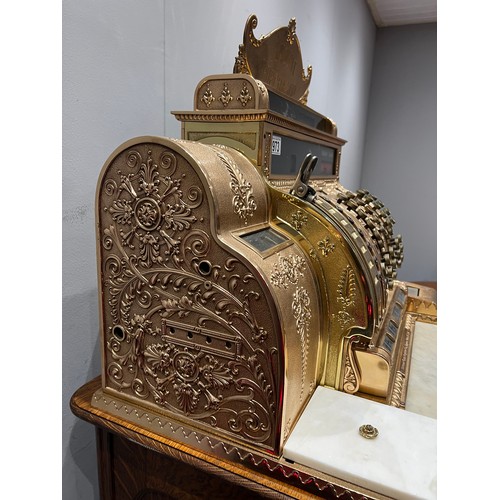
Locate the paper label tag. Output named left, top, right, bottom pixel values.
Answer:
left=271, top=136, right=281, bottom=156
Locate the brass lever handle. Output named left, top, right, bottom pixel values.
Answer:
left=290, top=153, right=318, bottom=201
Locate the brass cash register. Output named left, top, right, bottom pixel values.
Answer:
left=93, top=15, right=437, bottom=462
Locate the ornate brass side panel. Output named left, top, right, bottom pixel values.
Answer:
left=96, top=138, right=284, bottom=453
left=95, top=137, right=321, bottom=455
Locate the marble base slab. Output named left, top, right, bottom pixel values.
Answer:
left=283, top=385, right=437, bottom=499
left=405, top=322, right=437, bottom=418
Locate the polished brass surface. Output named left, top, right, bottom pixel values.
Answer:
left=94, top=14, right=436, bottom=464
left=234, top=15, right=312, bottom=104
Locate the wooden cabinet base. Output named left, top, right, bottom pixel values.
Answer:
left=71, top=377, right=394, bottom=499
left=95, top=428, right=273, bottom=499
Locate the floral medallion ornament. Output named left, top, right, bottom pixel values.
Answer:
left=144, top=343, right=233, bottom=414
left=104, top=148, right=197, bottom=267
left=135, top=198, right=162, bottom=230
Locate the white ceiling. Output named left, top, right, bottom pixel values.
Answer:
left=366, top=0, right=437, bottom=27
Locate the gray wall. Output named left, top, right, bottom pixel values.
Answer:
left=360, top=23, right=437, bottom=281
left=62, top=1, right=376, bottom=498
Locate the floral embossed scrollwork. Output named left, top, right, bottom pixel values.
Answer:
left=343, top=338, right=361, bottom=394
left=126, top=149, right=142, bottom=169
left=270, top=255, right=306, bottom=289
left=104, top=179, right=117, bottom=196
left=154, top=346, right=272, bottom=442
left=104, top=148, right=200, bottom=270
left=159, top=150, right=177, bottom=175
left=100, top=144, right=278, bottom=446
left=186, top=185, right=203, bottom=209
left=292, top=287, right=311, bottom=401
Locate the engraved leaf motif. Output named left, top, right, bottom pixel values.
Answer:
left=201, top=355, right=233, bottom=390
left=216, top=151, right=256, bottom=224
left=138, top=232, right=162, bottom=267
left=163, top=201, right=197, bottom=231
left=215, top=298, right=235, bottom=315
left=139, top=156, right=160, bottom=195
left=338, top=266, right=356, bottom=308
left=109, top=200, right=134, bottom=224
left=160, top=296, right=193, bottom=318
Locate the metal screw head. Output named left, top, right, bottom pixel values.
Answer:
left=359, top=424, right=379, bottom=439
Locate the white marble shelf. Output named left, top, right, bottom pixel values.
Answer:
left=405, top=322, right=437, bottom=419
left=283, top=322, right=437, bottom=500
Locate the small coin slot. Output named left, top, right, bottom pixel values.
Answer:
left=112, top=325, right=125, bottom=341
left=198, top=260, right=212, bottom=276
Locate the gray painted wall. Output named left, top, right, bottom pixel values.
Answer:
left=360, top=23, right=437, bottom=281
left=62, top=1, right=376, bottom=498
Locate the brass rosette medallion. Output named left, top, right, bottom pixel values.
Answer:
left=359, top=424, right=379, bottom=439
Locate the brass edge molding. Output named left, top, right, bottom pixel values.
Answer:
left=411, top=313, right=437, bottom=325
left=173, top=110, right=345, bottom=144
left=388, top=313, right=415, bottom=408
left=389, top=371, right=406, bottom=408
left=173, top=111, right=268, bottom=122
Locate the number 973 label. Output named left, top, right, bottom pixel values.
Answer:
left=271, top=136, right=281, bottom=156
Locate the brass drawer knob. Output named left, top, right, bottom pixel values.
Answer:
left=359, top=424, right=379, bottom=439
